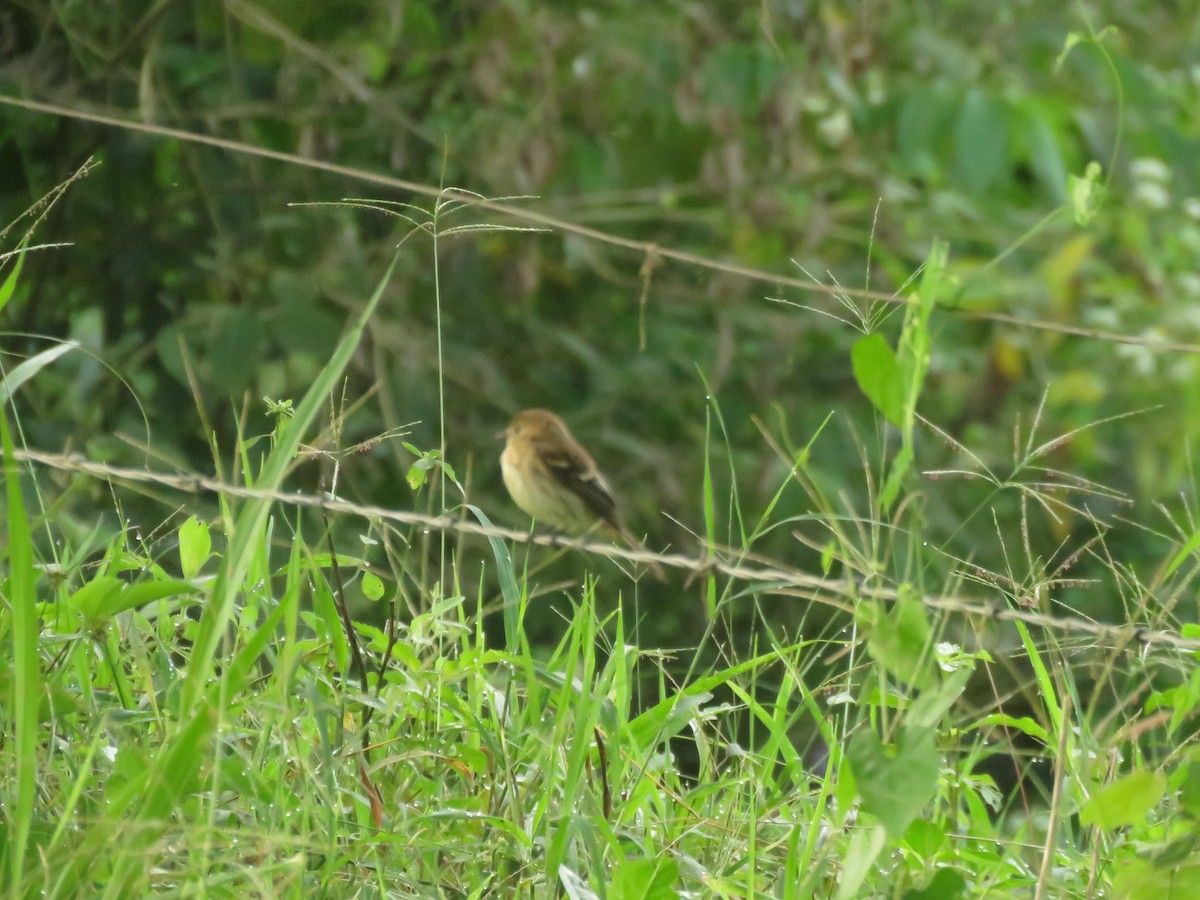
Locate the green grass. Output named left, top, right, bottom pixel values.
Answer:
left=3, top=248, right=1199, bottom=899
left=4, top=468, right=1196, bottom=898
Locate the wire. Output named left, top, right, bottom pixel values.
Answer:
left=12, top=447, right=1199, bottom=653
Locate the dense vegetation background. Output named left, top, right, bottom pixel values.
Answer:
left=3, top=1, right=1200, bottom=896
left=6, top=2, right=1198, bottom=593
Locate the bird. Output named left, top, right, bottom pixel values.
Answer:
left=499, top=408, right=665, bottom=579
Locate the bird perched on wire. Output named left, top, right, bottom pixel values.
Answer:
left=499, top=408, right=665, bottom=580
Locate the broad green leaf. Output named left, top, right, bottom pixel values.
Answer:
left=68, top=576, right=199, bottom=628
left=864, top=587, right=936, bottom=690
left=1080, top=769, right=1166, bottom=830
left=1111, top=856, right=1200, bottom=900
left=610, top=857, right=680, bottom=900
left=908, top=668, right=972, bottom=731
left=97, top=581, right=199, bottom=619
left=178, top=516, right=211, bottom=579
left=628, top=691, right=713, bottom=750
left=362, top=570, right=385, bottom=601
left=852, top=333, right=905, bottom=427
left=847, top=723, right=939, bottom=839
left=1012, top=99, right=1069, bottom=201
left=902, top=866, right=968, bottom=899
left=955, top=90, right=1009, bottom=192
left=896, top=87, right=956, bottom=179
left=66, top=576, right=122, bottom=619
left=903, top=819, right=946, bottom=859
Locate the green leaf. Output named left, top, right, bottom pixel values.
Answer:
left=178, top=516, right=211, bottom=579
left=68, top=576, right=200, bottom=629
left=879, top=239, right=947, bottom=510
left=1068, top=161, right=1105, bottom=226
left=1179, top=759, right=1200, bottom=820
left=465, top=504, right=521, bottom=651
left=2, top=404, right=39, bottom=892
left=1111, top=857, right=1200, bottom=899
left=99, top=581, right=199, bottom=619
left=1151, top=831, right=1200, bottom=867
left=903, top=819, right=946, bottom=858
left=908, top=668, right=971, bottom=731
left=847, top=723, right=939, bottom=839
left=628, top=691, right=713, bottom=751
left=208, top=308, right=263, bottom=393
left=1163, top=525, right=1200, bottom=580
left=66, top=576, right=123, bottom=620
left=864, top=588, right=936, bottom=690
left=896, top=87, right=955, bottom=180
left=1013, top=99, right=1069, bottom=201
left=610, top=857, right=680, bottom=900
left=362, top=570, right=385, bottom=601
left=701, top=41, right=781, bottom=112
left=1080, top=769, right=1167, bottom=830
left=0, top=341, right=80, bottom=405
left=0, top=240, right=26, bottom=313
left=311, top=581, right=348, bottom=674
left=407, top=461, right=429, bottom=490
left=835, top=825, right=887, bottom=900
left=879, top=443, right=913, bottom=516
left=852, top=333, right=905, bottom=427
left=820, top=539, right=836, bottom=575
left=970, top=714, right=1050, bottom=745
left=310, top=552, right=370, bottom=569
left=955, top=90, right=1009, bottom=192
left=902, top=866, right=968, bottom=899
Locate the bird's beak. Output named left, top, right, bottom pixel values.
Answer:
left=495, top=428, right=508, bottom=440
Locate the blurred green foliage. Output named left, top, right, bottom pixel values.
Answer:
left=2, top=0, right=1200, bottom=641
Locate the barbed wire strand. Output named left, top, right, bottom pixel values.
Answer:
left=12, top=447, right=1199, bottom=653
left=3, top=95, right=1200, bottom=356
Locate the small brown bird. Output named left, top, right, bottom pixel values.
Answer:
left=500, top=408, right=664, bottom=579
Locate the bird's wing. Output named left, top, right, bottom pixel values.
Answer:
left=538, top=440, right=619, bottom=527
